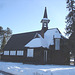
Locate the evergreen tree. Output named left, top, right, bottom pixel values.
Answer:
left=0, top=26, right=12, bottom=36
left=66, top=0, right=75, bottom=36
left=0, top=26, right=5, bottom=35
left=6, top=27, right=12, bottom=40
left=1, top=36, right=6, bottom=50
left=66, top=0, right=75, bottom=65
left=66, top=0, right=75, bottom=51
left=0, top=26, right=12, bottom=50
left=6, top=27, right=12, bottom=35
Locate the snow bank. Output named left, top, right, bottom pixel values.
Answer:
left=0, top=73, right=4, bottom=75
left=0, top=61, right=75, bottom=75
left=52, top=69, right=75, bottom=75
left=0, top=62, right=52, bottom=75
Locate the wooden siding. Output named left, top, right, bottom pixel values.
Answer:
left=47, top=50, right=70, bottom=65
left=1, top=47, right=70, bottom=65
left=23, top=48, right=45, bottom=64
left=1, top=50, right=24, bottom=62
left=1, top=55, right=24, bottom=62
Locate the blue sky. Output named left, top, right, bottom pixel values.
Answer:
left=0, top=0, right=68, bottom=35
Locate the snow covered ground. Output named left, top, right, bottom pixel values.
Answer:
left=0, top=61, right=75, bottom=75
left=0, top=73, right=3, bottom=75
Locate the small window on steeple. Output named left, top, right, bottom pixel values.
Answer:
left=44, top=23, right=47, bottom=27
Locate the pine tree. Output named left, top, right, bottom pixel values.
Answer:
left=6, top=27, right=12, bottom=35
left=66, top=0, right=75, bottom=65
left=66, top=0, right=75, bottom=36
left=1, top=36, right=6, bottom=50
left=0, top=26, right=12, bottom=50
left=6, top=27, right=12, bottom=41
left=66, top=0, right=75, bottom=52
left=0, top=26, right=5, bottom=35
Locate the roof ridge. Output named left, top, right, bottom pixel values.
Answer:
left=12, top=28, right=58, bottom=36
left=48, top=28, right=58, bottom=30
left=12, top=30, right=41, bottom=36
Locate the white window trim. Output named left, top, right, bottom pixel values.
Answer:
left=17, top=51, right=23, bottom=56
left=10, top=51, right=16, bottom=55
left=4, top=51, right=9, bottom=55
left=27, top=49, right=34, bottom=57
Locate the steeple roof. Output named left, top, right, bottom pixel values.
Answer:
left=43, top=7, right=48, bottom=18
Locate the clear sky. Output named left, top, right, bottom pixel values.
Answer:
left=0, top=0, right=68, bottom=35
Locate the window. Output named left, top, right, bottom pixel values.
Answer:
left=44, top=23, right=47, bottom=27
left=27, top=49, right=34, bottom=57
left=17, top=51, right=23, bottom=56
left=55, top=39, right=60, bottom=50
left=10, top=51, right=16, bottom=55
left=4, top=51, right=9, bottom=55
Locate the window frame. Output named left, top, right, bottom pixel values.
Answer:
left=10, top=51, right=16, bottom=55
left=17, top=51, right=23, bottom=56
left=27, top=49, right=34, bottom=57
left=4, top=51, right=9, bottom=55
left=55, top=38, right=60, bottom=50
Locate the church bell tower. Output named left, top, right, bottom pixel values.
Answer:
left=41, top=7, right=50, bottom=32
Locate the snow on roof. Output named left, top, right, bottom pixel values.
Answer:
left=42, top=18, right=49, bottom=20
left=44, top=28, right=61, bottom=48
left=25, top=34, right=47, bottom=48
left=25, top=38, right=43, bottom=48
left=54, top=29, right=61, bottom=38
left=54, top=32, right=61, bottom=38
left=25, top=28, right=62, bottom=49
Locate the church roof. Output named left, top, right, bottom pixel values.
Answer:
left=25, top=38, right=44, bottom=48
left=3, top=28, right=66, bottom=50
left=25, top=28, right=62, bottom=49
left=3, top=31, right=41, bottom=50
left=25, top=34, right=48, bottom=48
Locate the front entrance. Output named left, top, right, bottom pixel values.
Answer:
left=44, top=50, right=47, bottom=64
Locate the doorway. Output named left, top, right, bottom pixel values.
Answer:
left=44, top=50, right=47, bottom=64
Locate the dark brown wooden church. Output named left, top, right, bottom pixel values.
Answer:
left=1, top=7, right=70, bottom=65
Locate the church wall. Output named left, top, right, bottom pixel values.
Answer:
left=1, top=55, right=24, bottom=62
left=1, top=50, right=24, bottom=62
left=23, top=48, right=45, bottom=64
left=1, top=48, right=45, bottom=64
left=47, top=50, right=70, bottom=65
